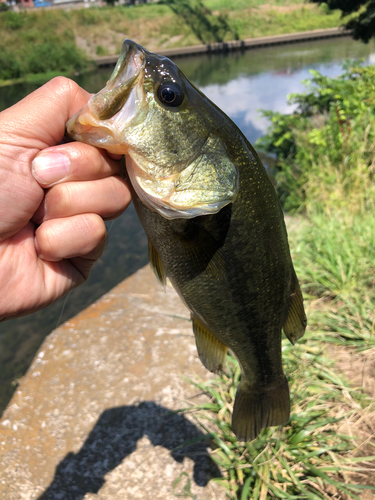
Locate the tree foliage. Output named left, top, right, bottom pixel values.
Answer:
left=161, top=0, right=238, bottom=44
left=311, top=0, right=375, bottom=43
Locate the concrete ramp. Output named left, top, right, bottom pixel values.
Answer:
left=0, top=266, right=224, bottom=500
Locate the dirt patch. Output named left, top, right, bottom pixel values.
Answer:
left=332, top=345, right=375, bottom=399
left=258, top=3, right=315, bottom=13
left=330, top=345, right=375, bottom=498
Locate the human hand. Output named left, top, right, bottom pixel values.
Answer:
left=0, top=77, right=131, bottom=321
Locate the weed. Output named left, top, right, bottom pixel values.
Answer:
left=4, top=11, right=25, bottom=30
left=96, top=45, right=107, bottom=56
left=180, top=350, right=375, bottom=499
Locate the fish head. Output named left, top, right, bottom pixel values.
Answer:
left=67, top=39, right=239, bottom=219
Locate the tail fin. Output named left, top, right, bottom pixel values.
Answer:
left=231, top=376, right=290, bottom=441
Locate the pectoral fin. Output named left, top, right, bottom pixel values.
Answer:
left=148, top=240, right=166, bottom=288
left=192, top=316, right=227, bottom=374
left=283, top=271, right=307, bottom=345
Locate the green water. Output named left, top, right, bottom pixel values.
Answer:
left=1, top=36, right=375, bottom=414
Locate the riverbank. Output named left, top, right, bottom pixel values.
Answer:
left=0, top=0, right=346, bottom=84
left=1, top=29, right=375, bottom=498
left=0, top=27, right=351, bottom=88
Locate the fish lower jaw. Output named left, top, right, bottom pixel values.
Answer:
left=131, top=172, right=230, bottom=219
left=126, top=154, right=233, bottom=219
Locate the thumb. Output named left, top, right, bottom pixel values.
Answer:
left=0, top=77, right=92, bottom=151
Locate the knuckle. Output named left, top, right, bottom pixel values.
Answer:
left=46, top=183, right=73, bottom=216
left=81, top=214, right=106, bottom=244
left=47, top=76, right=80, bottom=101
left=79, top=214, right=107, bottom=257
left=36, top=222, right=57, bottom=259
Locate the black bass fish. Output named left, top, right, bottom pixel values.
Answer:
left=66, top=40, right=306, bottom=441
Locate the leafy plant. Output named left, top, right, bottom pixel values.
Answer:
left=96, top=45, right=107, bottom=56
left=257, top=63, right=375, bottom=212
left=25, top=41, right=87, bottom=74
left=310, top=0, right=375, bottom=43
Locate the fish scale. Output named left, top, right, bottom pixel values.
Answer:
left=66, top=39, right=307, bottom=441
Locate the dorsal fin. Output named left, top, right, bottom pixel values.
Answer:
left=283, top=271, right=307, bottom=345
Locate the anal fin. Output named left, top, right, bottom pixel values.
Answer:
left=232, top=376, right=290, bottom=442
left=192, top=316, right=227, bottom=374
left=283, top=271, right=307, bottom=345
left=148, top=240, right=166, bottom=288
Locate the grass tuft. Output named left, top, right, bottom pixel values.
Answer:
left=180, top=347, right=375, bottom=499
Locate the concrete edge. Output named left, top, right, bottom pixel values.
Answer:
left=95, top=27, right=353, bottom=66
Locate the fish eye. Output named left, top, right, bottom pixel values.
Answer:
left=157, top=81, right=184, bottom=107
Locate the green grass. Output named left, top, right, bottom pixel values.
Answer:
left=0, top=9, right=90, bottom=80
left=229, top=5, right=342, bottom=40
left=0, top=0, right=345, bottom=83
left=173, top=228, right=375, bottom=496
left=290, top=213, right=375, bottom=300
left=178, top=349, right=375, bottom=499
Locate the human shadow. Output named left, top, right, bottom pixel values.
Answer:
left=38, top=402, right=221, bottom=500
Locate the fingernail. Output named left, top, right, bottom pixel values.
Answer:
left=32, top=153, right=70, bottom=185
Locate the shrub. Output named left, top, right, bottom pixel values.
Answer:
left=25, top=41, right=88, bottom=74
left=96, top=44, right=107, bottom=56
left=0, top=46, right=22, bottom=80
left=257, top=63, right=375, bottom=213
left=4, top=11, right=24, bottom=30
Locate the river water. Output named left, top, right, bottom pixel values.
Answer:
left=1, top=36, right=375, bottom=413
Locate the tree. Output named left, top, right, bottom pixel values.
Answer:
left=161, top=0, right=238, bottom=44
left=311, top=0, right=375, bottom=43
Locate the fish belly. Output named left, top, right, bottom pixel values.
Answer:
left=131, top=178, right=293, bottom=441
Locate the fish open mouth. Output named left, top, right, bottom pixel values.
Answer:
left=66, top=40, right=146, bottom=153
left=66, top=39, right=239, bottom=220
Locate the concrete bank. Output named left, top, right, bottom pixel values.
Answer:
left=96, top=27, right=352, bottom=66
left=0, top=266, right=224, bottom=500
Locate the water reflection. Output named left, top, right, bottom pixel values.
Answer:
left=178, top=38, right=375, bottom=142
left=1, top=36, right=375, bottom=414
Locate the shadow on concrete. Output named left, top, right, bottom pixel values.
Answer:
left=38, top=402, right=221, bottom=499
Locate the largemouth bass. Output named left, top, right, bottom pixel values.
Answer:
left=66, top=40, right=307, bottom=441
